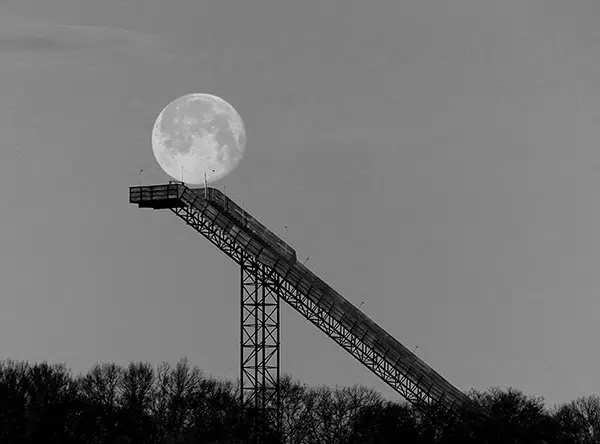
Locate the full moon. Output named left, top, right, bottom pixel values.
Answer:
left=152, top=93, right=246, bottom=185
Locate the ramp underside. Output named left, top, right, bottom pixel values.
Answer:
left=129, top=184, right=483, bottom=420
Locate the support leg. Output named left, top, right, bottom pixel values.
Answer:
left=240, top=259, right=281, bottom=443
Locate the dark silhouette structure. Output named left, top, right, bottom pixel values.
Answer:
left=129, top=183, right=486, bottom=443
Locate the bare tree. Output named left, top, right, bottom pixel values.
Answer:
left=343, top=385, right=385, bottom=443
left=121, top=362, right=155, bottom=411
left=187, top=378, right=241, bottom=443
left=153, top=357, right=204, bottom=443
left=0, top=360, right=29, bottom=443
left=369, top=401, right=422, bottom=444
left=79, top=362, right=124, bottom=412
left=468, top=387, right=553, bottom=444
left=279, top=374, right=318, bottom=444
left=553, top=395, right=600, bottom=444
left=119, top=361, right=156, bottom=443
left=302, top=384, right=384, bottom=444
left=22, top=362, right=79, bottom=442
left=76, top=362, right=125, bottom=443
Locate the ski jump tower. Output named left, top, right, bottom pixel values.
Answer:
left=130, top=183, right=485, bottom=442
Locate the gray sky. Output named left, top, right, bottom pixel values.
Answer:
left=1, top=0, right=599, bottom=408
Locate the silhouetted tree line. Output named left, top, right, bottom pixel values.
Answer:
left=0, top=358, right=598, bottom=443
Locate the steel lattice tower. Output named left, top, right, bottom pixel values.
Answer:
left=240, top=257, right=281, bottom=441
left=129, top=183, right=488, bottom=443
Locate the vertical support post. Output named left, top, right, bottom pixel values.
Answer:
left=240, top=259, right=281, bottom=443
left=275, top=273, right=281, bottom=434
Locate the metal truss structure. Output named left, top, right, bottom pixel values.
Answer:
left=129, top=183, right=487, bottom=442
left=240, top=258, right=281, bottom=440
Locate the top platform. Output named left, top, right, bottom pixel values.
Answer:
left=129, top=183, right=188, bottom=209
left=129, top=183, right=297, bottom=263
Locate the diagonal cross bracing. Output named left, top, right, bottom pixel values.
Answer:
left=129, top=184, right=485, bottom=424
